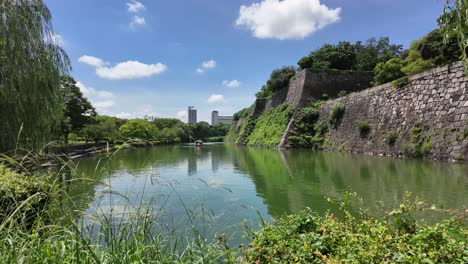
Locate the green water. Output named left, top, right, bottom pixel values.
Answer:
left=71, top=143, right=467, bottom=239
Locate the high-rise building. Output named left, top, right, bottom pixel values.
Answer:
left=211, top=111, right=219, bottom=125
left=211, top=110, right=233, bottom=125
left=188, top=106, right=197, bottom=124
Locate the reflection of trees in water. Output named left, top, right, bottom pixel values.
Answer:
left=231, top=147, right=467, bottom=219
left=68, top=144, right=234, bottom=217
left=67, top=144, right=467, bottom=223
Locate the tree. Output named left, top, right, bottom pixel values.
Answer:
left=61, top=76, right=96, bottom=143
left=119, top=119, right=158, bottom=140
left=256, top=67, right=296, bottom=98
left=298, top=42, right=357, bottom=71
left=441, top=0, right=468, bottom=72
left=373, top=58, right=406, bottom=85
left=0, top=0, right=70, bottom=152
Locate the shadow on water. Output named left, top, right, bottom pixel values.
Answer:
left=66, top=144, right=467, bottom=241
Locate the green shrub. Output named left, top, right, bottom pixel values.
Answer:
left=391, top=76, right=410, bottom=88
left=385, top=130, right=398, bottom=146
left=330, top=103, right=346, bottom=127
left=464, top=129, right=468, bottom=140
left=288, top=135, right=325, bottom=150
left=373, top=58, right=406, bottom=85
left=0, top=166, right=57, bottom=225
left=356, top=121, right=371, bottom=137
left=247, top=104, right=294, bottom=147
left=243, top=195, right=466, bottom=263
left=294, top=107, right=320, bottom=134
left=407, top=124, right=431, bottom=157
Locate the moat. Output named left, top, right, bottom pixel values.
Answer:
left=69, top=144, right=468, bottom=241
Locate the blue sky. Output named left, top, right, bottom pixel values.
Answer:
left=45, top=0, right=444, bottom=123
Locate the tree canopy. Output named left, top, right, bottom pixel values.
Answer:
left=0, top=0, right=70, bottom=151
left=61, top=76, right=96, bottom=143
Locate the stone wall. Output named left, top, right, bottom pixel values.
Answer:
left=286, top=69, right=373, bottom=108
left=318, top=62, right=468, bottom=162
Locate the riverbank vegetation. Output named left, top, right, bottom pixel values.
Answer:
left=1, top=162, right=466, bottom=263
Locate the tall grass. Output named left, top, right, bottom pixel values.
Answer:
left=0, top=140, right=240, bottom=263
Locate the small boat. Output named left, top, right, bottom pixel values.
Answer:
left=195, top=140, right=204, bottom=146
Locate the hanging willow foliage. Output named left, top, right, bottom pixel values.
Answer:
left=441, top=0, right=468, bottom=73
left=0, top=0, right=70, bottom=152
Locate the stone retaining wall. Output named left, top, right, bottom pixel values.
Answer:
left=318, top=62, right=468, bottom=161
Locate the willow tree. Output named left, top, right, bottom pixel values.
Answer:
left=0, top=0, right=70, bottom=152
left=441, top=0, right=468, bottom=72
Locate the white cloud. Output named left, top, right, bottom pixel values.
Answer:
left=94, top=100, right=115, bottom=108
left=176, top=110, right=188, bottom=122
left=78, top=55, right=106, bottom=68
left=202, top=60, right=216, bottom=69
left=127, top=0, right=146, bottom=13
left=207, top=94, right=226, bottom=104
left=96, top=61, right=167, bottom=80
left=79, top=56, right=168, bottom=80
left=76, top=81, right=114, bottom=99
left=222, top=80, right=241, bottom=88
left=76, top=81, right=116, bottom=111
left=130, top=15, right=146, bottom=28
left=113, top=105, right=159, bottom=119
left=196, top=60, right=217, bottom=74
left=236, top=0, right=341, bottom=40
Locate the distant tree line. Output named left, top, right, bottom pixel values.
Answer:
left=60, top=77, right=229, bottom=144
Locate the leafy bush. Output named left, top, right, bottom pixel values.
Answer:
left=391, top=76, right=410, bottom=88
left=0, top=166, right=57, bottom=225
left=243, top=194, right=466, bottom=263
left=288, top=135, right=325, bottom=150
left=233, top=107, right=251, bottom=121
left=293, top=107, right=320, bottom=134
left=256, top=67, right=296, bottom=98
left=329, top=103, right=346, bottom=127
left=407, top=124, right=431, bottom=157
left=385, top=130, right=398, bottom=146
left=356, top=121, right=371, bottom=137
left=247, top=104, right=294, bottom=147
left=373, top=58, right=406, bottom=85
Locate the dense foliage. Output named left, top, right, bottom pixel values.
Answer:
left=0, top=165, right=57, bottom=225
left=442, top=0, right=468, bottom=72
left=256, top=67, right=297, bottom=99
left=288, top=101, right=328, bottom=149
left=243, top=194, right=467, bottom=263
left=297, top=38, right=404, bottom=72
left=61, top=76, right=96, bottom=143
left=246, top=104, right=294, bottom=147
left=0, top=0, right=70, bottom=152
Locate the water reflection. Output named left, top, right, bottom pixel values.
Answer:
left=71, top=144, right=467, bottom=228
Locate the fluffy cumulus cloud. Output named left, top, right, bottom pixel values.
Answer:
left=196, top=60, right=217, bottom=74
left=222, top=80, right=241, bottom=88
left=96, top=61, right=167, bottom=80
left=76, top=81, right=115, bottom=112
left=207, top=94, right=226, bottom=104
left=127, top=0, right=146, bottom=13
left=236, top=0, right=341, bottom=40
left=78, top=55, right=167, bottom=80
left=78, top=55, right=106, bottom=68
